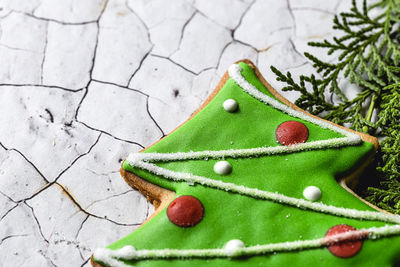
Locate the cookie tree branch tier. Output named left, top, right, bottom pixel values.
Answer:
left=91, top=60, right=400, bottom=267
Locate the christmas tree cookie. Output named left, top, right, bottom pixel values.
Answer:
left=92, top=60, right=400, bottom=267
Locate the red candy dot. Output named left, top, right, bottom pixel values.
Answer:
left=325, top=224, right=366, bottom=258
left=275, top=121, right=309, bottom=146
left=167, top=196, right=204, bottom=227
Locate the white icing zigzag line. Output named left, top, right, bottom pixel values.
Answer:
left=94, top=224, right=400, bottom=265
left=128, top=159, right=400, bottom=224
left=129, top=136, right=357, bottom=162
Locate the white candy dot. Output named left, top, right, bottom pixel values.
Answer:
left=213, top=161, right=232, bottom=175
left=224, top=239, right=245, bottom=257
left=303, top=186, right=322, bottom=201
left=223, top=99, right=238, bottom=112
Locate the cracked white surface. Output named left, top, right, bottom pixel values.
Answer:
left=0, top=0, right=41, bottom=14
left=291, top=8, right=338, bottom=63
left=77, top=81, right=162, bottom=146
left=235, top=0, right=293, bottom=51
left=76, top=216, right=134, bottom=259
left=130, top=55, right=209, bottom=133
left=170, top=13, right=232, bottom=74
left=92, top=0, right=152, bottom=86
left=26, top=184, right=87, bottom=266
left=57, top=134, right=150, bottom=225
left=42, top=22, right=97, bottom=89
left=0, top=12, right=47, bottom=52
left=0, top=1, right=355, bottom=266
left=258, top=41, right=307, bottom=82
left=0, top=192, right=15, bottom=219
left=0, top=12, right=46, bottom=84
left=0, top=85, right=98, bottom=181
left=192, top=0, right=250, bottom=30
left=0, top=148, right=47, bottom=202
left=289, top=0, right=342, bottom=13
left=217, top=41, right=258, bottom=76
left=0, top=204, right=51, bottom=266
left=25, top=185, right=87, bottom=240
left=34, top=0, right=106, bottom=23
left=127, top=0, right=195, bottom=57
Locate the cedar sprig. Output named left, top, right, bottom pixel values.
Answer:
left=366, top=85, right=400, bottom=213
left=271, top=0, right=400, bottom=213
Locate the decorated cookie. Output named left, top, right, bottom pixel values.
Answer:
left=92, top=60, right=400, bottom=267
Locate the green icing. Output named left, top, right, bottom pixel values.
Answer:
left=95, top=62, right=400, bottom=266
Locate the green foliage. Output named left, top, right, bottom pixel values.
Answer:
left=366, top=85, right=400, bottom=213
left=271, top=0, right=400, bottom=214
